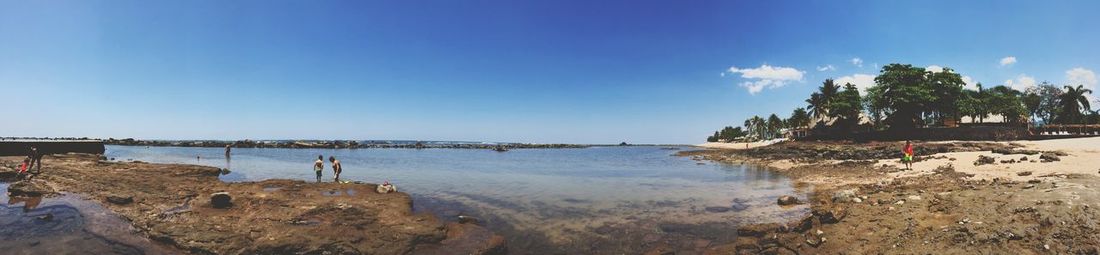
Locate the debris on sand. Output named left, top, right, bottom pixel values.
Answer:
left=1017, top=171, right=1032, bottom=176
left=974, top=155, right=996, bottom=166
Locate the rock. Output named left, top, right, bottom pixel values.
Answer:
left=1040, top=153, right=1061, bottom=162
left=705, top=206, right=731, bottom=213
left=792, top=215, right=815, bottom=232
left=1023, top=184, right=1035, bottom=189
left=894, top=200, right=905, bottom=205
left=8, top=179, right=56, bottom=197
left=376, top=183, right=397, bottom=194
left=106, top=195, right=134, bottom=205
left=1020, top=156, right=1028, bottom=161
left=832, top=189, right=858, bottom=203
left=1028, top=179, right=1041, bottom=184
left=813, top=208, right=846, bottom=224
left=907, top=195, right=922, bottom=201
left=737, top=224, right=771, bottom=237
left=457, top=215, right=481, bottom=225
left=1017, top=171, right=1032, bottom=176
left=974, top=155, right=996, bottom=166
left=211, top=192, right=232, bottom=209
left=777, top=196, right=800, bottom=205
left=730, top=201, right=750, bottom=212
left=852, top=197, right=863, bottom=203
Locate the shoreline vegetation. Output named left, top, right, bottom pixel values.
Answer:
left=706, top=63, right=1098, bottom=143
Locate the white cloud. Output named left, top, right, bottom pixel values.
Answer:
left=816, top=65, right=836, bottom=72
left=926, top=65, right=944, bottom=73
left=850, top=58, right=863, bottom=67
left=725, top=65, right=805, bottom=95
left=962, top=76, right=977, bottom=90
left=1066, top=67, right=1098, bottom=101
left=1004, top=74, right=1036, bottom=91
left=834, top=74, right=876, bottom=95
left=1000, top=56, right=1017, bottom=66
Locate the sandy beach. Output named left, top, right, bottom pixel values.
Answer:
left=680, top=137, right=1100, bottom=254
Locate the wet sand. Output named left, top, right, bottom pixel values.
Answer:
left=0, top=154, right=504, bottom=254
left=683, top=137, right=1100, bottom=254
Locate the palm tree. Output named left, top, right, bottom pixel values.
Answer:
left=805, top=79, right=840, bottom=123
left=1058, top=85, right=1093, bottom=124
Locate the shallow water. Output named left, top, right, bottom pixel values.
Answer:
left=107, top=145, right=810, bottom=253
left=0, top=183, right=180, bottom=254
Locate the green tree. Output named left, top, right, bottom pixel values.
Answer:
left=987, top=86, right=1026, bottom=123
left=788, top=107, right=811, bottom=129
left=767, top=114, right=784, bottom=139
left=926, top=68, right=965, bottom=124
left=805, top=79, right=840, bottom=122
left=1026, top=82, right=1063, bottom=125
left=1057, top=84, right=1093, bottom=124
left=829, top=83, right=863, bottom=130
left=863, top=85, right=888, bottom=129
left=869, top=64, right=935, bottom=130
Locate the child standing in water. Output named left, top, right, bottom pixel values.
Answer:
left=902, top=140, right=914, bottom=170
left=314, top=155, right=324, bottom=182
left=329, top=156, right=342, bottom=182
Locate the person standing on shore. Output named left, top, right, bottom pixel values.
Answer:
left=225, top=145, right=232, bottom=159
left=329, top=156, right=342, bottom=182
left=27, top=146, right=43, bottom=176
left=902, top=140, right=914, bottom=170
left=314, top=155, right=324, bottom=182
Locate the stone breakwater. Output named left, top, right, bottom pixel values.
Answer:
left=105, top=138, right=591, bottom=149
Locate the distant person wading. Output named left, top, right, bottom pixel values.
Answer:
left=314, top=155, right=324, bottom=182
left=329, top=156, right=342, bottom=182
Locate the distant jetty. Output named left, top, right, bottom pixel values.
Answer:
left=103, top=138, right=593, bottom=149
left=0, top=138, right=105, bottom=156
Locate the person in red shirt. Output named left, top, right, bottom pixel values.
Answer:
left=902, top=140, right=914, bottom=170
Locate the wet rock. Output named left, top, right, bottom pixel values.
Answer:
left=974, top=155, right=996, bottom=166
left=8, top=179, right=55, bottom=197
left=1020, top=156, right=1028, bottom=161
left=458, top=215, right=481, bottom=225
left=777, top=196, right=800, bottom=205
left=211, top=192, right=232, bottom=209
left=1017, top=171, right=1032, bottom=176
left=705, top=206, right=731, bottom=213
left=730, top=201, right=750, bottom=212
left=737, top=224, right=772, bottom=237
left=1028, top=179, right=1041, bottom=184
left=106, top=195, right=134, bottom=205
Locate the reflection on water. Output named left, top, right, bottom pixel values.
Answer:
left=0, top=183, right=179, bottom=254
left=107, top=145, right=810, bottom=253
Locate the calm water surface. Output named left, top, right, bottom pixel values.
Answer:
left=106, top=145, right=809, bottom=252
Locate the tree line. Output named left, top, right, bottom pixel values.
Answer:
left=708, top=63, right=1096, bottom=142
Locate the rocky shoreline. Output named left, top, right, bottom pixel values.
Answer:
left=1, top=154, right=505, bottom=254
left=678, top=139, right=1100, bottom=254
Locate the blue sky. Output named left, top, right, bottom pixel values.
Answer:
left=2, top=1, right=1098, bottom=144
